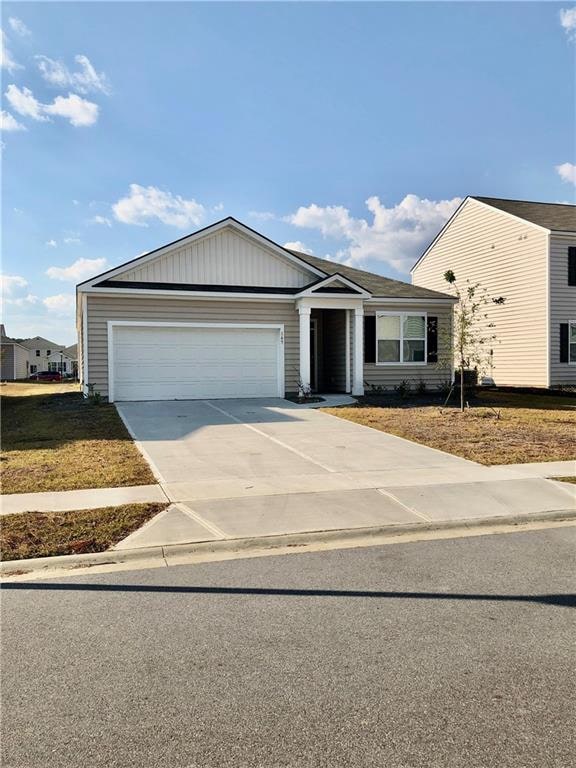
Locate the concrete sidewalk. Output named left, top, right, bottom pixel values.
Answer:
left=1, top=485, right=167, bottom=516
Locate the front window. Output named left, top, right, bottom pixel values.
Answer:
left=376, top=313, right=426, bottom=364
left=35, top=350, right=40, bottom=357
left=570, top=323, right=576, bottom=363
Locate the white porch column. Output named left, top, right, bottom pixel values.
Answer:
left=298, top=305, right=311, bottom=394
left=352, top=306, right=364, bottom=396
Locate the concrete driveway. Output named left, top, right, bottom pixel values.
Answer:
left=116, top=398, right=575, bottom=547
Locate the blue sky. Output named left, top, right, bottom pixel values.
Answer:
left=2, top=1, right=575, bottom=344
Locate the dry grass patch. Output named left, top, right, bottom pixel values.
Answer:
left=323, top=391, right=576, bottom=466
left=0, top=502, right=167, bottom=561
left=1, top=383, right=156, bottom=493
left=554, top=477, right=576, bottom=484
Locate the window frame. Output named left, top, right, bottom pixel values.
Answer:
left=569, top=322, right=576, bottom=365
left=375, top=311, right=428, bottom=366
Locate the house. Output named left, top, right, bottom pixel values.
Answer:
left=0, top=331, right=78, bottom=380
left=19, top=336, right=63, bottom=375
left=46, top=345, right=78, bottom=375
left=0, top=325, right=30, bottom=380
left=76, top=217, right=456, bottom=402
left=411, top=197, right=576, bottom=388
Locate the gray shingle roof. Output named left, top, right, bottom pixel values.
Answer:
left=472, top=197, right=576, bottom=232
left=288, top=250, right=455, bottom=300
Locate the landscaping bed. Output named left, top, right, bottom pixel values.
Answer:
left=0, top=502, right=167, bottom=561
left=1, top=383, right=156, bottom=493
left=323, top=390, right=576, bottom=465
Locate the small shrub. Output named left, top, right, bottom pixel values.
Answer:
left=436, top=379, right=452, bottom=397
left=394, top=380, right=411, bottom=399
left=365, top=382, right=388, bottom=396
left=416, top=379, right=427, bottom=396
left=86, top=383, right=103, bottom=405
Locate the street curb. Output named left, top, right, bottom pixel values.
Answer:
left=1, top=508, right=575, bottom=580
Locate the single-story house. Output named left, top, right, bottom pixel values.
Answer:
left=411, top=196, right=576, bottom=388
left=77, top=217, right=456, bottom=402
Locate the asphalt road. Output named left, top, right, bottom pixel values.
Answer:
left=2, top=528, right=575, bottom=768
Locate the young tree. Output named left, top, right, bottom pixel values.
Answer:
left=440, top=270, right=505, bottom=412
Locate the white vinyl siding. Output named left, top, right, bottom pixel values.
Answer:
left=549, top=233, right=576, bottom=385
left=412, top=199, right=549, bottom=387
left=115, top=228, right=313, bottom=288
left=364, top=303, right=452, bottom=390
left=85, top=295, right=300, bottom=399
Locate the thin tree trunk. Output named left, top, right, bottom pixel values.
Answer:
left=460, top=362, right=465, bottom=412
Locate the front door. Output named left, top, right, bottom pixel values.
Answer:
left=310, top=319, right=318, bottom=392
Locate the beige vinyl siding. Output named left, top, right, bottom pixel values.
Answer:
left=115, top=228, right=312, bottom=288
left=85, top=295, right=300, bottom=398
left=412, top=199, right=548, bottom=387
left=363, top=303, right=452, bottom=390
left=1, top=344, right=29, bottom=380
left=549, top=233, right=576, bottom=386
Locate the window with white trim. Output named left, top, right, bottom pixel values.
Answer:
left=570, top=323, right=576, bottom=363
left=376, top=313, right=427, bottom=364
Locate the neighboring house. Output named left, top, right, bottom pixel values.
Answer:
left=77, top=217, right=456, bottom=402
left=19, top=336, right=62, bottom=375
left=412, top=196, right=576, bottom=388
left=0, top=325, right=30, bottom=380
left=1, top=332, right=78, bottom=379
left=46, top=346, right=77, bottom=375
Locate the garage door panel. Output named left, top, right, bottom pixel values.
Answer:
left=112, top=325, right=282, bottom=401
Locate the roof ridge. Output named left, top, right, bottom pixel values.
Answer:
left=472, top=195, right=575, bottom=208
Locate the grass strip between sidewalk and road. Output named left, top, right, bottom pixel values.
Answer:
left=1, top=382, right=156, bottom=494
left=0, top=502, right=168, bottom=561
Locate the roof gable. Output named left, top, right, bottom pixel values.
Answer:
left=80, top=218, right=325, bottom=291
left=19, top=336, right=61, bottom=349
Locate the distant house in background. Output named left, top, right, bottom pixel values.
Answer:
left=412, top=197, right=576, bottom=388
left=0, top=330, right=78, bottom=380
left=1, top=325, right=30, bottom=380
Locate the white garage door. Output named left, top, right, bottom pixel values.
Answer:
left=111, top=324, right=283, bottom=402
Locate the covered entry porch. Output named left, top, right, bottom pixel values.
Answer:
left=297, top=296, right=365, bottom=397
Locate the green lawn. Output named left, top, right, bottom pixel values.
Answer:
left=1, top=383, right=156, bottom=493
left=0, top=502, right=167, bottom=560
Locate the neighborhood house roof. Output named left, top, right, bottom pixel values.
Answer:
left=288, top=250, right=454, bottom=300
left=472, top=196, right=576, bottom=232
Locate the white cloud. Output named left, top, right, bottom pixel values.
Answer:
left=8, top=18, right=31, bottom=37
left=112, top=184, right=205, bottom=228
left=0, top=30, right=21, bottom=72
left=90, top=215, right=112, bottom=227
left=0, top=274, right=28, bottom=295
left=0, top=110, right=26, bottom=131
left=44, top=93, right=99, bottom=127
left=248, top=210, right=276, bottom=221
left=46, top=257, right=107, bottom=282
left=5, top=85, right=47, bottom=121
left=5, top=84, right=99, bottom=127
left=560, top=7, right=576, bottom=40
left=287, top=194, right=462, bottom=273
left=212, top=202, right=225, bottom=212
left=36, top=54, right=111, bottom=95
left=6, top=293, right=39, bottom=307
left=63, top=237, right=82, bottom=245
left=283, top=241, right=313, bottom=255
left=556, top=162, right=576, bottom=185
left=46, top=239, right=58, bottom=247
left=43, top=293, right=76, bottom=314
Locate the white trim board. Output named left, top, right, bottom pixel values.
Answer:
left=106, top=320, right=285, bottom=403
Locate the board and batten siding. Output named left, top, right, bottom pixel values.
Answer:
left=549, top=233, right=576, bottom=386
left=115, top=229, right=313, bottom=288
left=85, top=295, right=300, bottom=398
left=412, top=199, right=549, bottom=387
left=363, top=303, right=452, bottom=390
